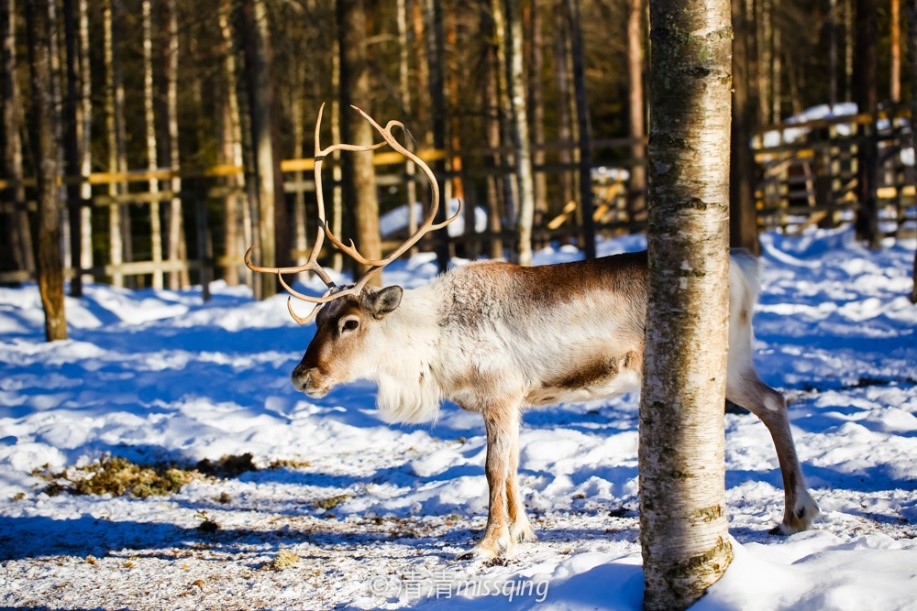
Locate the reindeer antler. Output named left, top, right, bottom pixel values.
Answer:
left=245, top=104, right=460, bottom=325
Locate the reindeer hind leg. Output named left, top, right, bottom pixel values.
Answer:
left=727, top=370, right=820, bottom=534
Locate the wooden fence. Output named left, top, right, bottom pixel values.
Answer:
left=1, top=111, right=915, bottom=291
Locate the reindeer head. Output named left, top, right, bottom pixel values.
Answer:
left=245, top=105, right=457, bottom=398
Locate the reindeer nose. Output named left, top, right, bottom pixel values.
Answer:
left=291, top=366, right=314, bottom=393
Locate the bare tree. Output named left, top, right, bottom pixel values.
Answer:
left=640, top=0, right=734, bottom=605
left=26, top=0, right=67, bottom=341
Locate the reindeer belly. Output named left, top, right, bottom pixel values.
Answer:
left=525, top=351, right=642, bottom=406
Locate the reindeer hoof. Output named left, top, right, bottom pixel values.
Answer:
left=511, top=521, right=537, bottom=544
left=457, top=535, right=512, bottom=561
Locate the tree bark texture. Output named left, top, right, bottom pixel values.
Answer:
left=640, top=0, right=734, bottom=606
left=26, top=0, right=67, bottom=341
left=338, top=0, right=382, bottom=285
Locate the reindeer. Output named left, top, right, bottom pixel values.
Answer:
left=246, top=105, right=820, bottom=560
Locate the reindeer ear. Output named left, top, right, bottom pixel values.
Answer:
left=367, top=286, right=403, bottom=319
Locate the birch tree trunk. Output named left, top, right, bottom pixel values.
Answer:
left=506, top=0, right=536, bottom=266
left=640, top=0, right=734, bottom=605
left=26, top=0, right=67, bottom=341
left=218, top=0, right=245, bottom=287
left=142, top=0, right=163, bottom=290
left=164, top=0, right=188, bottom=289
left=103, top=0, right=125, bottom=287
left=337, top=0, right=382, bottom=285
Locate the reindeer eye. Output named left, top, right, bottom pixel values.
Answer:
left=340, top=318, right=360, bottom=334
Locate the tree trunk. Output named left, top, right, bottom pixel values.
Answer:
left=142, top=0, right=163, bottom=290
left=240, top=0, right=283, bottom=298
left=26, top=0, right=67, bottom=341
left=492, top=0, right=519, bottom=238
left=103, top=0, right=126, bottom=287
left=906, top=0, right=917, bottom=302
left=506, top=0, right=536, bottom=267
left=526, top=0, right=548, bottom=228
left=63, top=0, right=82, bottom=296
left=483, top=7, right=504, bottom=260
left=891, top=0, right=901, bottom=103
left=730, top=0, right=759, bottom=254
left=164, top=0, right=189, bottom=289
left=553, top=0, right=575, bottom=219
left=626, top=0, right=647, bottom=221
left=564, top=0, right=596, bottom=260
left=338, top=0, right=382, bottom=284
left=424, top=0, right=450, bottom=272
left=77, top=0, right=92, bottom=284
left=640, top=0, right=734, bottom=605
left=218, top=0, right=245, bottom=287
left=397, top=0, right=419, bottom=255
left=853, top=0, right=879, bottom=248
left=1, top=0, right=35, bottom=277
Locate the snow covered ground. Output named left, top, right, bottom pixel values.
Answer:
left=0, top=228, right=915, bottom=610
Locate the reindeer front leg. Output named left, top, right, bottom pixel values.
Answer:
left=461, top=402, right=530, bottom=560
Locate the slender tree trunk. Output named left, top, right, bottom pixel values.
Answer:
left=829, top=0, right=838, bottom=106
left=565, top=0, right=596, bottom=260
left=891, top=0, right=901, bottom=103
left=218, top=0, right=245, bottom=286
left=424, top=0, right=450, bottom=271
left=756, top=0, right=771, bottom=124
left=77, top=0, right=92, bottom=284
left=853, top=0, right=879, bottom=248
left=526, top=0, right=547, bottom=227
left=103, top=0, right=125, bottom=287
left=164, top=0, right=188, bottom=289
left=240, top=0, right=283, bottom=297
left=504, top=0, right=535, bottom=266
left=844, top=0, right=854, bottom=101
left=26, top=0, right=67, bottom=341
left=905, top=0, right=917, bottom=302
left=411, top=0, right=430, bottom=146
left=491, top=0, right=519, bottom=235
left=553, top=0, right=575, bottom=217
left=730, top=0, right=759, bottom=254
left=640, top=0, right=734, bottom=605
left=1, top=0, right=34, bottom=277
left=626, top=0, right=647, bottom=220
left=483, top=7, right=504, bottom=260
left=330, top=36, right=344, bottom=274
left=338, top=0, right=382, bottom=284
left=397, top=0, right=419, bottom=254
left=142, top=0, right=163, bottom=290
left=63, top=0, right=82, bottom=296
